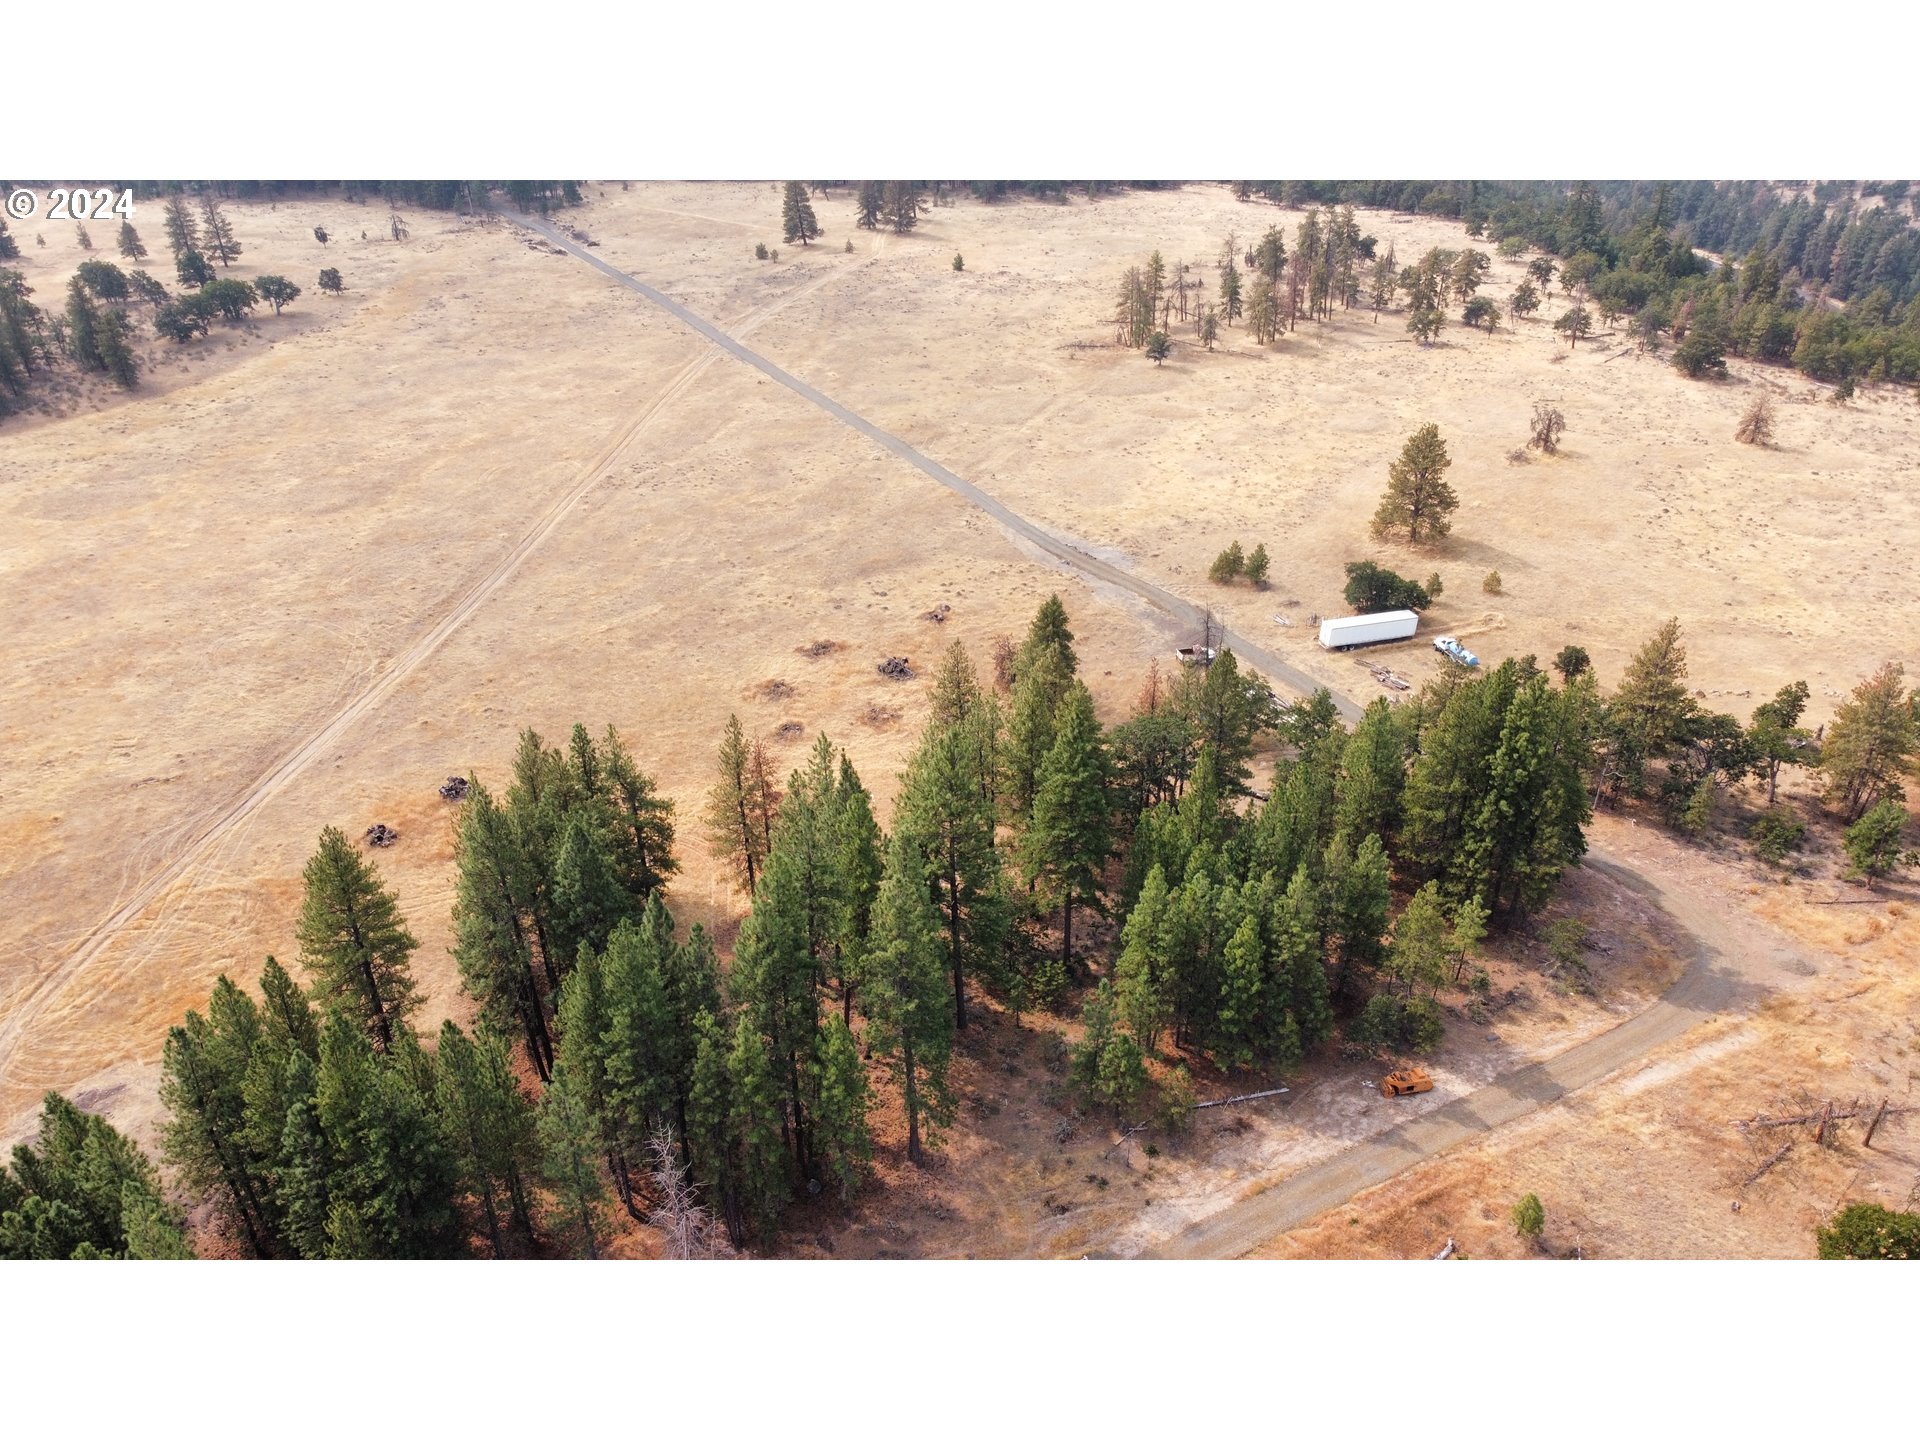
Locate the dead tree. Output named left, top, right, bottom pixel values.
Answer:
left=1735, top=394, right=1774, bottom=446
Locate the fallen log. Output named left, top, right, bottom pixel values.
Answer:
left=1432, top=1237, right=1456, bottom=1260
left=1743, top=1141, right=1792, bottom=1186
left=1864, top=1098, right=1890, bottom=1150
left=1194, top=1086, right=1290, bottom=1111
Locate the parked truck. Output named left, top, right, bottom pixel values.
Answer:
left=1318, top=609, right=1419, bottom=650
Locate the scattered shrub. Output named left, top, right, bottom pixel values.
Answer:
left=1749, top=806, right=1807, bottom=863
left=1483, top=570, right=1503, bottom=595
left=1816, top=1203, right=1920, bottom=1259
left=1512, top=1193, right=1545, bottom=1240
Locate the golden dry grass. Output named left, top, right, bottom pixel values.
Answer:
left=3, top=180, right=1914, bottom=1252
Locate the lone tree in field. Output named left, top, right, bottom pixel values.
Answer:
left=1528, top=400, right=1567, bottom=454
left=313, top=225, right=330, bottom=245
left=1145, top=330, right=1172, bottom=365
left=318, top=267, right=344, bottom=295
left=1462, top=296, right=1499, bottom=332
left=296, top=826, right=421, bottom=1052
left=1735, top=394, right=1775, bottom=446
left=1553, top=304, right=1593, bottom=349
left=952, top=253, right=964, bottom=272
left=116, top=222, right=148, bottom=262
left=1512, top=1192, right=1545, bottom=1242
left=254, top=275, right=301, bottom=315
left=1199, top=304, right=1218, bottom=350
left=1373, top=423, right=1458, bottom=544
left=1244, top=542, right=1270, bottom=587
left=781, top=182, right=820, bottom=246
left=1508, top=278, right=1541, bottom=322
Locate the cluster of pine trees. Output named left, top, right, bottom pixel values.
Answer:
left=58, top=597, right=1913, bottom=1258
left=0, top=1093, right=191, bottom=1258
left=0, top=192, right=318, bottom=423
left=1582, top=623, right=1917, bottom=876
left=1236, top=181, right=1920, bottom=385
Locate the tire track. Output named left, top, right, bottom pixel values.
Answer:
left=0, top=245, right=875, bottom=1088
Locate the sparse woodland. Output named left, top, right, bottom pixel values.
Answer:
left=7, top=178, right=1918, bottom=1259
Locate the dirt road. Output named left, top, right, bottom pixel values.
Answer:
left=502, top=212, right=1813, bottom=1259
left=499, top=209, right=1362, bottom=725
left=1150, top=856, right=1805, bottom=1256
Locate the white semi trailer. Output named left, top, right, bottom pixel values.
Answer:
left=1318, top=609, right=1419, bottom=650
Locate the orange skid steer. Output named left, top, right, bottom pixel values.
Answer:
left=1380, top=1067, right=1434, bottom=1098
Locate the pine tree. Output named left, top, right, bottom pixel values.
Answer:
left=198, top=196, right=241, bottom=266
left=1005, top=643, right=1071, bottom=829
left=598, top=917, right=677, bottom=1184
left=1335, top=698, right=1408, bottom=844
left=318, top=267, right=344, bottom=295
left=1, top=1093, right=187, bottom=1259
left=537, top=1060, right=609, bottom=1259
left=1454, top=674, right=1591, bottom=916
left=1244, top=543, right=1270, bottom=587
left=812, top=1013, right=872, bottom=1202
left=725, top=1014, right=790, bottom=1244
left=1024, top=682, right=1112, bottom=968
left=728, top=827, right=821, bottom=1189
left=451, top=778, right=553, bottom=1080
left=706, top=713, right=773, bottom=893
left=1820, top=663, right=1916, bottom=822
left=116, top=221, right=148, bottom=262
left=553, top=944, right=638, bottom=1217
left=1386, top=882, right=1452, bottom=998
left=550, top=808, right=634, bottom=965
left=64, top=277, right=102, bottom=371
left=95, top=308, right=139, bottom=389
left=883, top=181, right=920, bottom=235
left=160, top=981, right=282, bottom=1257
left=600, top=724, right=678, bottom=899
left=1603, top=618, right=1697, bottom=797
left=1213, top=914, right=1267, bottom=1071
left=311, top=1012, right=465, bottom=1258
left=1372, top=423, right=1458, bottom=544
left=855, top=182, right=883, bottom=231
left=898, top=698, right=1001, bottom=1031
left=295, top=826, right=420, bottom=1052
left=434, top=1022, right=538, bottom=1258
left=1326, top=832, right=1391, bottom=1006
left=162, top=194, right=200, bottom=261
left=781, top=182, right=821, bottom=245
left=829, top=755, right=885, bottom=1022
left=863, top=832, right=955, bottom=1163
left=1114, top=866, right=1172, bottom=1056
left=176, top=248, right=214, bottom=288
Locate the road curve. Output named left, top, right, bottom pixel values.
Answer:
left=1150, top=856, right=1786, bottom=1257
left=508, top=210, right=1797, bottom=1259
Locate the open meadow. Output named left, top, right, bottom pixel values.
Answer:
left=2, top=180, right=1914, bottom=1256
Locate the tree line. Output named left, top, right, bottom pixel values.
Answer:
left=28, top=601, right=1912, bottom=1257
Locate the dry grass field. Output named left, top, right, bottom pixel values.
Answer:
left=2, top=181, right=1914, bottom=1255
